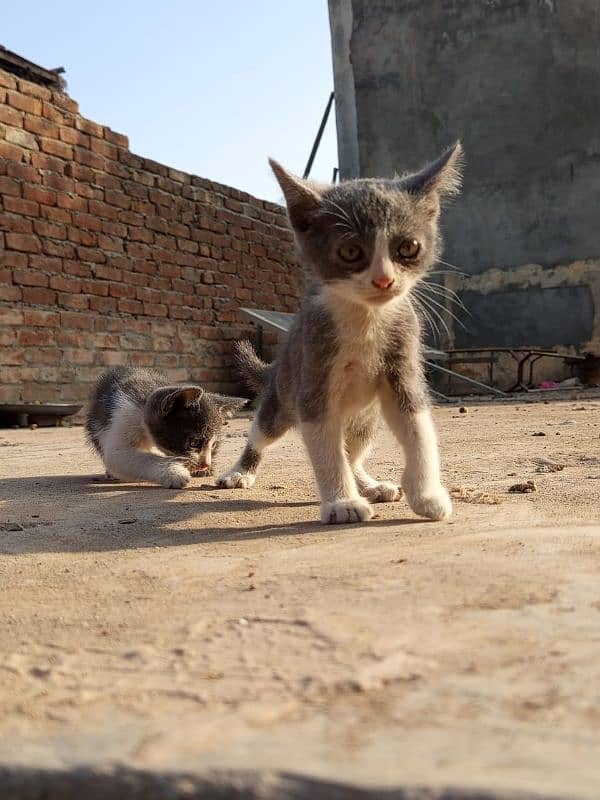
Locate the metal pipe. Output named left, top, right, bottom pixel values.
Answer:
left=303, top=91, right=335, bottom=179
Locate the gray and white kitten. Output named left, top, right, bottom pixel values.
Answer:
left=86, top=366, right=246, bottom=488
left=217, top=143, right=463, bottom=523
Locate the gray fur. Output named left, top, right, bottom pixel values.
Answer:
left=86, top=366, right=246, bottom=488
left=219, top=144, right=463, bottom=523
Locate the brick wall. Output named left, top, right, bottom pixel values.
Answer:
left=0, top=67, right=302, bottom=404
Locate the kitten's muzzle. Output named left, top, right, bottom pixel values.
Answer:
left=371, top=275, right=395, bottom=290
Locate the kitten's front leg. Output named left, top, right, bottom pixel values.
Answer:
left=104, top=448, right=191, bottom=489
left=379, top=383, right=452, bottom=521
left=301, top=420, right=373, bottom=524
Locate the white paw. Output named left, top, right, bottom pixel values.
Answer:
left=216, top=471, right=256, bottom=489
left=321, top=497, right=374, bottom=525
left=361, top=481, right=402, bottom=503
left=406, top=486, right=452, bottom=520
left=161, top=463, right=191, bottom=489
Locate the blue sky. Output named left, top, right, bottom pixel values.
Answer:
left=2, top=1, right=338, bottom=202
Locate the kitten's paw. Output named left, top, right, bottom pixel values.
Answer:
left=361, top=481, right=402, bottom=503
left=321, top=497, right=374, bottom=525
left=406, top=487, right=452, bottom=520
left=216, top=470, right=256, bottom=489
left=161, top=463, right=191, bottom=489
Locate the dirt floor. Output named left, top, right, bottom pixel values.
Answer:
left=1, top=398, right=599, bottom=799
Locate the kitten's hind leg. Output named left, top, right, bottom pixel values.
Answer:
left=104, top=446, right=191, bottom=489
left=301, top=420, right=373, bottom=524
left=345, top=413, right=402, bottom=504
left=217, top=388, right=290, bottom=489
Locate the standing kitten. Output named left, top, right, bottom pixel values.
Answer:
left=217, top=143, right=463, bottom=523
left=86, top=366, right=246, bottom=488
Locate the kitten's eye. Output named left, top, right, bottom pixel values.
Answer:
left=396, top=239, right=420, bottom=260
left=337, top=242, right=364, bottom=263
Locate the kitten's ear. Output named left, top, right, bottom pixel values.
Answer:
left=155, top=386, right=204, bottom=416
left=402, top=141, right=464, bottom=201
left=209, top=394, right=248, bottom=420
left=269, top=158, right=323, bottom=232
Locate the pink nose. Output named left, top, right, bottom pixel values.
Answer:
left=371, top=275, right=395, bottom=290
left=197, top=461, right=209, bottom=470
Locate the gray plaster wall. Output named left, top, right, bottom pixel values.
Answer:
left=328, top=0, right=600, bottom=275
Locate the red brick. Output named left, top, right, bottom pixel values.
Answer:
left=3, top=196, right=39, bottom=216
left=13, top=269, right=49, bottom=287
left=81, top=280, right=109, bottom=296
left=25, top=347, right=61, bottom=364
left=92, top=332, right=120, bottom=349
left=57, top=193, right=88, bottom=212
left=23, top=309, right=61, bottom=327
left=23, top=113, right=59, bottom=138
left=60, top=311, right=94, bottom=330
left=0, top=141, right=26, bottom=161
left=18, top=328, right=55, bottom=346
left=0, top=307, right=24, bottom=326
left=88, top=199, right=120, bottom=221
left=143, top=303, right=168, bottom=317
left=77, top=246, right=106, bottom=263
left=0, top=284, right=23, bottom=300
left=89, top=295, right=117, bottom=312
left=75, top=117, right=103, bottom=137
left=53, top=93, right=79, bottom=113
left=41, top=205, right=72, bottom=224
left=72, top=212, right=102, bottom=231
left=0, top=213, right=33, bottom=233
left=22, top=286, right=57, bottom=305
left=0, top=329, right=16, bottom=346
left=18, top=78, right=52, bottom=101
left=5, top=233, right=41, bottom=253
left=90, top=137, right=117, bottom=160
left=42, top=173, right=75, bottom=193
left=62, top=259, right=90, bottom=277
left=23, top=185, right=57, bottom=206
left=0, top=72, right=17, bottom=89
left=56, top=330, right=86, bottom=347
left=59, top=126, right=90, bottom=147
left=0, top=103, right=23, bottom=127
left=73, top=147, right=105, bottom=170
left=68, top=227, right=96, bottom=247
left=118, top=298, right=143, bottom=314
left=7, top=162, right=40, bottom=182
left=0, top=176, right=21, bottom=196
left=31, top=152, right=65, bottom=172
left=58, top=292, right=89, bottom=310
left=33, top=220, right=67, bottom=239
left=105, top=189, right=131, bottom=210
left=104, top=128, right=129, bottom=148
left=94, top=264, right=123, bottom=282
left=2, top=251, right=28, bottom=268
left=62, top=348, right=94, bottom=365
left=50, top=274, right=82, bottom=293
left=0, top=347, right=24, bottom=365
left=40, top=137, right=73, bottom=159
left=43, top=240, right=75, bottom=258
left=109, top=283, right=136, bottom=299
left=6, top=90, right=41, bottom=114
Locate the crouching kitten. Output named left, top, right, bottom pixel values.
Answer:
left=86, top=366, right=246, bottom=488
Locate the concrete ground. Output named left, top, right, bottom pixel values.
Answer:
left=0, top=398, right=599, bottom=799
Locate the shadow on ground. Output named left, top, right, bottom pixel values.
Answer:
left=0, top=473, right=423, bottom=555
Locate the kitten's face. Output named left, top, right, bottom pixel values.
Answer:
left=145, top=388, right=246, bottom=475
left=270, top=143, right=463, bottom=308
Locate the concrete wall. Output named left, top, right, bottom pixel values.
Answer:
left=0, top=67, right=302, bottom=404
left=328, top=0, right=600, bottom=361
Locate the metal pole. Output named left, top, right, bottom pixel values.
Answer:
left=303, top=91, right=335, bottom=179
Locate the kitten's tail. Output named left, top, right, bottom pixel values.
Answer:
left=234, top=340, right=270, bottom=394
